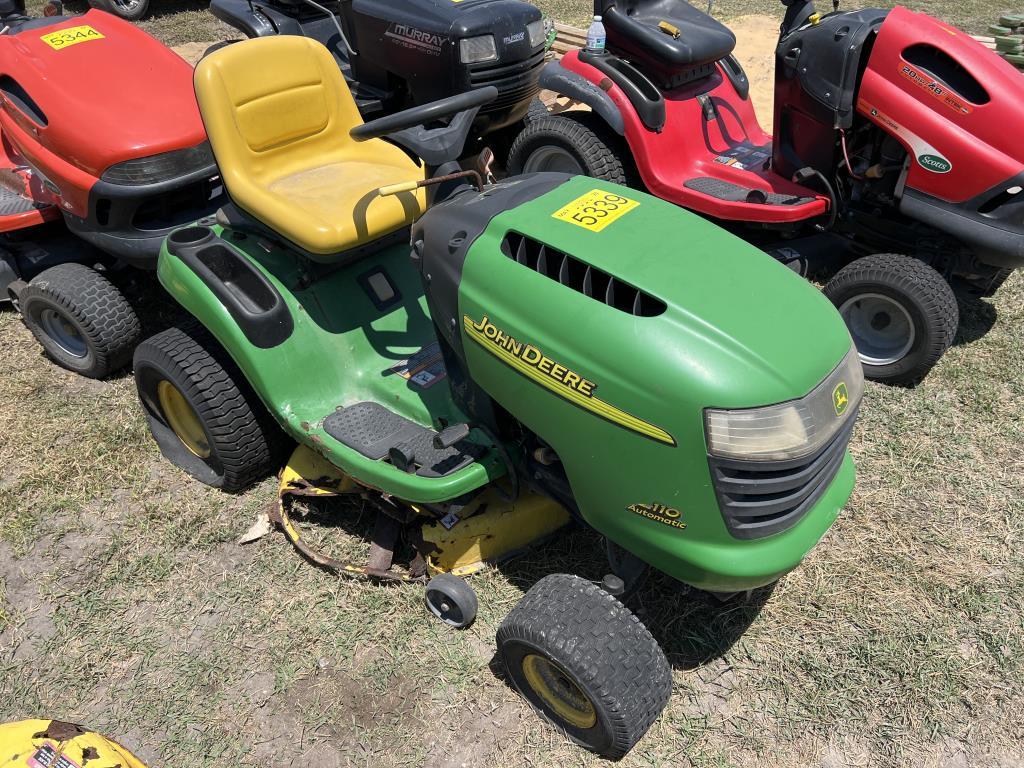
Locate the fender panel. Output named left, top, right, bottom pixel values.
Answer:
left=538, top=61, right=625, bottom=136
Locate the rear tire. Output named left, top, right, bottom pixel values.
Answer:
left=134, top=322, right=287, bottom=491
left=507, top=113, right=628, bottom=184
left=824, top=253, right=958, bottom=386
left=19, top=263, right=140, bottom=379
left=497, top=574, right=671, bottom=759
left=89, top=0, right=149, bottom=20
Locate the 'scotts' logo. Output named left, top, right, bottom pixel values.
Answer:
left=464, top=314, right=675, bottom=445
left=627, top=503, right=686, bottom=530
left=917, top=153, right=952, bottom=174
left=833, top=382, right=849, bottom=416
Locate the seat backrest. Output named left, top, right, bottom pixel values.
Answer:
left=194, top=36, right=362, bottom=191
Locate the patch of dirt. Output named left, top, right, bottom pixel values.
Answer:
left=0, top=539, right=55, bottom=662
left=172, top=41, right=224, bottom=67
left=729, top=16, right=779, bottom=126
left=223, top=662, right=423, bottom=764
left=425, top=700, right=525, bottom=768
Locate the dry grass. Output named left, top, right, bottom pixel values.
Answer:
left=2, top=273, right=1022, bottom=767
left=4, top=0, right=1024, bottom=765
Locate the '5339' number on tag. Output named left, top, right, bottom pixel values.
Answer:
left=552, top=189, right=640, bottom=232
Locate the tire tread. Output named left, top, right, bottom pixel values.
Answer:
left=22, top=263, right=140, bottom=378
left=825, top=253, right=958, bottom=386
left=134, top=321, right=286, bottom=491
left=497, top=573, right=671, bottom=758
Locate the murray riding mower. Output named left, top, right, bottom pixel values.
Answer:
left=0, top=3, right=223, bottom=377
left=209, top=0, right=548, bottom=148
left=134, top=35, right=863, bottom=756
left=511, top=0, right=1024, bottom=385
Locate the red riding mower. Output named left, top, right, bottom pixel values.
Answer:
left=1, top=2, right=223, bottom=377
left=510, top=0, right=1024, bottom=385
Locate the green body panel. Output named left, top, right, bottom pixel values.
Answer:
left=158, top=174, right=855, bottom=592
left=157, top=229, right=502, bottom=502
left=457, top=176, right=855, bottom=591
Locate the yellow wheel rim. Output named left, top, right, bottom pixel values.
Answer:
left=157, top=380, right=211, bottom=459
left=521, top=653, right=597, bottom=729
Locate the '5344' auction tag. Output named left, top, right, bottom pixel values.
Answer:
left=40, top=25, right=105, bottom=50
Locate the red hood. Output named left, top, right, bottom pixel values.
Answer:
left=0, top=10, right=206, bottom=179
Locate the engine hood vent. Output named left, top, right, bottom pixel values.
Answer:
left=501, top=231, right=666, bottom=317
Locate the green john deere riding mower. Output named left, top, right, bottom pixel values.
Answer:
left=134, top=35, right=864, bottom=757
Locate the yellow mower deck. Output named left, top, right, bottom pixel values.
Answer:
left=270, top=445, right=571, bottom=581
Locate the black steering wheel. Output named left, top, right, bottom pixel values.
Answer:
left=350, top=87, right=499, bottom=142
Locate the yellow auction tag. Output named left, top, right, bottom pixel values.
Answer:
left=551, top=189, right=640, bottom=232
left=40, top=25, right=105, bottom=50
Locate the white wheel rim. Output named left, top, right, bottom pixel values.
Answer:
left=839, top=292, right=916, bottom=366
left=39, top=308, right=87, bottom=358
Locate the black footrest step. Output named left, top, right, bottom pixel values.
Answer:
left=684, top=177, right=815, bottom=206
left=324, top=402, right=482, bottom=478
left=0, top=184, right=45, bottom=216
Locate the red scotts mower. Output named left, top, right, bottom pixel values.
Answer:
left=510, top=0, right=1024, bottom=385
left=1, top=3, right=223, bottom=377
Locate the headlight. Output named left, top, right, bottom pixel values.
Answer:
left=705, top=346, right=863, bottom=461
left=459, top=34, right=498, bottom=64
left=527, top=19, right=546, bottom=48
left=100, top=141, right=215, bottom=186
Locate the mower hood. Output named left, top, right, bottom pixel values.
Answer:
left=418, top=174, right=856, bottom=591
left=455, top=175, right=852, bottom=408
left=0, top=11, right=207, bottom=178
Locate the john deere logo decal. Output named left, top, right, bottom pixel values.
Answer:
left=917, top=153, right=952, bottom=174
left=464, top=314, right=675, bottom=446
left=833, top=382, right=850, bottom=416
left=627, top=503, right=686, bottom=530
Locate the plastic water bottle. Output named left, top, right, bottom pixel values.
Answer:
left=586, top=14, right=606, bottom=54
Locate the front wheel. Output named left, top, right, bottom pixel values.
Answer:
left=824, top=253, right=958, bottom=386
left=134, top=322, right=287, bottom=491
left=497, top=574, right=671, bottom=759
left=89, top=0, right=150, bottom=20
left=19, top=263, right=140, bottom=379
left=507, top=113, right=628, bottom=184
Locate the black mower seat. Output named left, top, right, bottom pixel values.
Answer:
left=600, top=0, right=736, bottom=85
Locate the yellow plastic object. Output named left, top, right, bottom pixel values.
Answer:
left=0, top=720, right=148, bottom=768
left=420, top=486, right=571, bottom=576
left=378, top=180, right=422, bottom=197
left=193, top=37, right=426, bottom=260
left=809, top=12, right=822, bottom=24
left=657, top=21, right=681, bottom=38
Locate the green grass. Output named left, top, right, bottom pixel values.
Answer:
left=4, top=0, right=1024, bottom=765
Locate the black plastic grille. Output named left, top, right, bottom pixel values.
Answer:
left=708, top=407, right=858, bottom=540
left=469, top=48, right=545, bottom=112
left=501, top=231, right=666, bottom=317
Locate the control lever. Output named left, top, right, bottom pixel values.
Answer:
left=378, top=169, right=484, bottom=198
left=475, top=148, right=496, bottom=185
left=433, top=423, right=470, bottom=450
left=296, top=0, right=354, bottom=57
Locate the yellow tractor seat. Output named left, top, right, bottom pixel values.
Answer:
left=193, top=36, right=426, bottom=260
